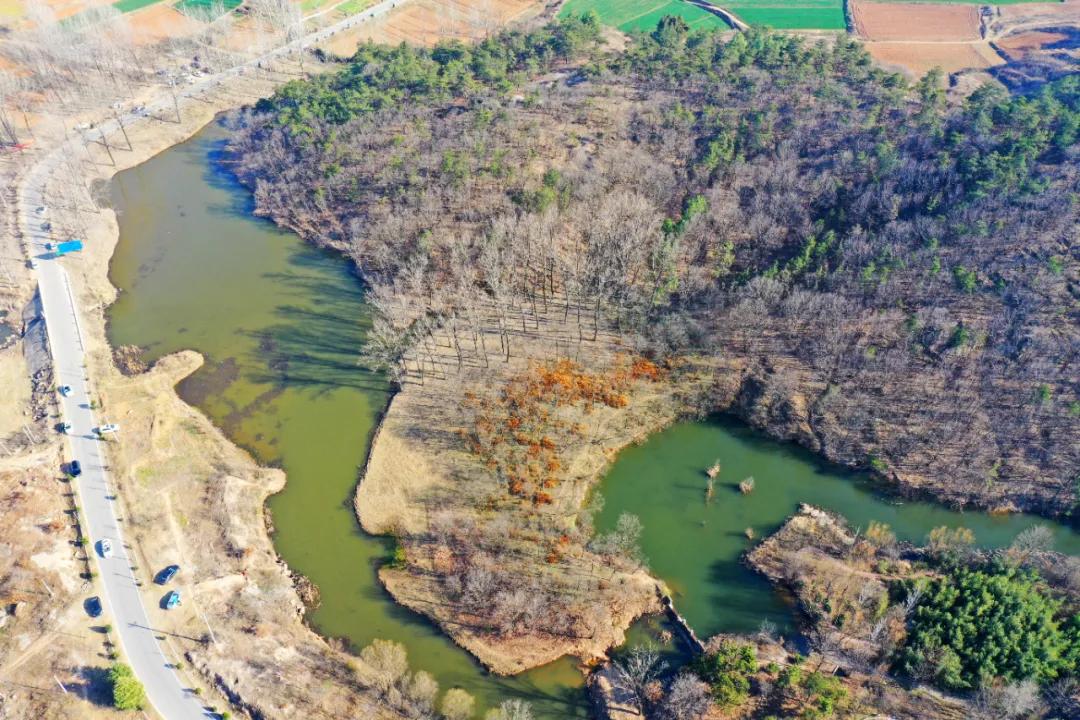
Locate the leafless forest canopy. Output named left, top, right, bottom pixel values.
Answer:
left=227, top=17, right=1080, bottom=517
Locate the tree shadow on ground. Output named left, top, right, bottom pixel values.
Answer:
left=71, top=666, right=112, bottom=707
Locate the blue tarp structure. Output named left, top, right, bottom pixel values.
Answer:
left=56, top=240, right=83, bottom=255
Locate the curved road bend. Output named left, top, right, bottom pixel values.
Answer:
left=17, top=1, right=407, bottom=717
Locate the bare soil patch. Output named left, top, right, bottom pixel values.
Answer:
left=128, top=4, right=201, bottom=46
left=852, top=0, right=980, bottom=42
left=865, top=40, right=1004, bottom=76
left=995, top=0, right=1080, bottom=33
left=0, top=339, right=32, bottom=439
left=42, top=0, right=111, bottom=21
left=319, top=0, right=543, bottom=55
left=998, top=29, right=1070, bottom=53
left=0, top=451, right=121, bottom=720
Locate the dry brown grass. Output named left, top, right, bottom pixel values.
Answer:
left=356, top=288, right=708, bottom=673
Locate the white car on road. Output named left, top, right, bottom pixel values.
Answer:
left=95, top=423, right=120, bottom=435
left=98, top=538, right=113, bottom=558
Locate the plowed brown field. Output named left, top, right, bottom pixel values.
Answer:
left=865, top=40, right=1004, bottom=76
left=852, top=0, right=980, bottom=42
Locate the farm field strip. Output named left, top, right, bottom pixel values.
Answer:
left=851, top=0, right=980, bottom=41
left=561, top=0, right=846, bottom=30
left=726, top=4, right=846, bottom=29
left=174, top=0, right=242, bottom=18
left=110, top=0, right=160, bottom=12
left=559, top=0, right=729, bottom=31
left=864, top=38, right=1004, bottom=74
left=330, top=0, right=375, bottom=15
left=866, top=0, right=1046, bottom=4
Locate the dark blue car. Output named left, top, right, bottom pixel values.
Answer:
left=156, top=564, right=180, bottom=585
left=84, top=596, right=102, bottom=618
left=68, top=460, right=82, bottom=477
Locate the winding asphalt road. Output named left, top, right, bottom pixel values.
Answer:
left=15, top=1, right=407, bottom=717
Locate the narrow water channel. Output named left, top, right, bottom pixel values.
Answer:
left=106, top=119, right=1079, bottom=719
left=106, top=121, right=589, bottom=718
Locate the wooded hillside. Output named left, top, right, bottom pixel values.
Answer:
left=229, top=15, right=1080, bottom=517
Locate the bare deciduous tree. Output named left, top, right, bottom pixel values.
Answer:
left=661, top=674, right=711, bottom=720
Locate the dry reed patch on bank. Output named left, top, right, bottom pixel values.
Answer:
left=356, top=290, right=700, bottom=673
left=0, top=344, right=31, bottom=439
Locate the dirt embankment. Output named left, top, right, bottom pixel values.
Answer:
left=320, top=0, right=546, bottom=55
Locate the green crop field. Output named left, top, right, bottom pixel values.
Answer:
left=334, top=0, right=376, bottom=15
left=559, top=0, right=846, bottom=31
left=174, top=0, right=242, bottom=18
left=111, top=0, right=162, bottom=12
left=725, top=0, right=845, bottom=29
left=559, top=0, right=729, bottom=32
left=868, top=0, right=1044, bottom=3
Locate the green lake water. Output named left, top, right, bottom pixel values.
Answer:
left=596, top=418, right=1080, bottom=640
left=106, top=119, right=1079, bottom=719
left=106, top=121, right=588, bottom=718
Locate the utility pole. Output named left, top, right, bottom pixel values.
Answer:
left=111, top=106, right=132, bottom=151
left=192, top=594, right=218, bottom=646
left=168, top=76, right=180, bottom=123
left=98, top=128, right=115, bottom=166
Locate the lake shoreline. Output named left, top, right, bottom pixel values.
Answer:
left=43, top=62, right=417, bottom=716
